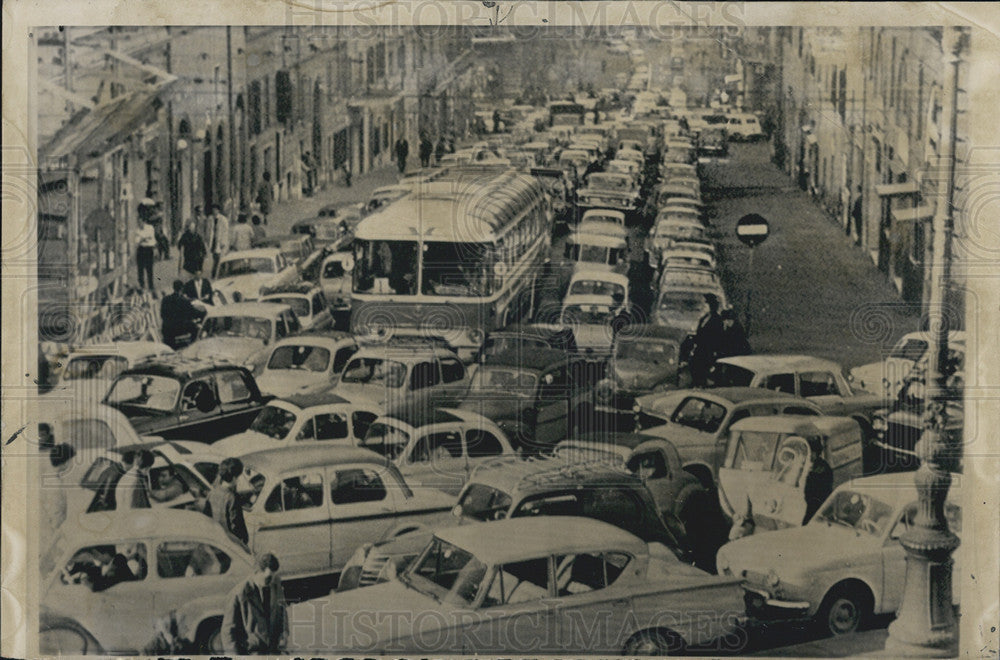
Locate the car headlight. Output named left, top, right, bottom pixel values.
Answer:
left=467, top=328, right=485, bottom=346
left=872, top=415, right=887, bottom=432
left=766, top=569, right=781, bottom=589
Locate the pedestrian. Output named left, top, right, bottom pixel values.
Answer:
left=208, top=204, right=230, bottom=278
left=182, top=269, right=214, bottom=306
left=256, top=172, right=274, bottom=225
left=115, top=449, right=153, bottom=509
left=689, top=293, right=724, bottom=387
left=88, top=451, right=129, bottom=512
left=136, top=217, right=157, bottom=292
left=205, top=457, right=249, bottom=544
left=161, top=279, right=207, bottom=349
left=176, top=220, right=207, bottom=278
left=251, top=214, right=266, bottom=244
left=492, top=109, right=502, bottom=133
left=419, top=133, right=433, bottom=168
left=434, top=137, right=446, bottom=165
left=851, top=185, right=863, bottom=245
left=341, top=163, right=352, bottom=187
left=40, top=443, right=76, bottom=546
left=394, top=137, right=409, bottom=174
left=802, top=436, right=833, bottom=524
left=718, top=309, right=752, bottom=358
left=221, top=552, right=288, bottom=655
left=230, top=214, right=253, bottom=252
left=301, top=151, right=316, bottom=196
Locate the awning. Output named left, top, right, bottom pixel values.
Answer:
left=892, top=204, right=936, bottom=222
left=876, top=181, right=920, bottom=197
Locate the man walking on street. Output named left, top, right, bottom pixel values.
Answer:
left=251, top=214, right=266, bottom=244
left=434, top=136, right=447, bottom=166
left=419, top=132, right=433, bottom=168
left=136, top=217, right=157, bottom=292
left=161, top=279, right=207, bottom=349
left=182, top=270, right=214, bottom=306
left=256, top=172, right=274, bottom=225
left=205, top=457, right=249, bottom=544
left=230, top=214, right=253, bottom=252
left=394, top=137, right=409, bottom=174
left=208, top=205, right=230, bottom=278
left=222, top=553, right=288, bottom=655
left=177, top=220, right=207, bottom=278
left=690, top=293, right=724, bottom=387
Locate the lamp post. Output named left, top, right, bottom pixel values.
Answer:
left=883, top=25, right=965, bottom=658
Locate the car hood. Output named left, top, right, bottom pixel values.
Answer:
left=612, top=359, right=677, bottom=390
left=213, top=273, right=273, bottom=300
left=255, top=370, right=329, bottom=397
left=180, top=336, right=265, bottom=363
left=637, top=421, right=712, bottom=449
left=332, top=382, right=388, bottom=408
left=213, top=430, right=280, bottom=456
left=457, top=395, right=525, bottom=421
left=42, top=378, right=115, bottom=402
left=850, top=362, right=887, bottom=394
left=287, top=580, right=458, bottom=653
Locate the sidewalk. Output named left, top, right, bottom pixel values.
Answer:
left=747, top=629, right=890, bottom=657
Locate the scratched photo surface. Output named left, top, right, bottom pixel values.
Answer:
left=2, top=3, right=999, bottom=658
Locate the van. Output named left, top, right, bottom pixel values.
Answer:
left=726, top=113, right=765, bottom=142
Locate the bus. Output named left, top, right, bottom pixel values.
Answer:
left=349, top=167, right=552, bottom=360
left=548, top=101, right=586, bottom=127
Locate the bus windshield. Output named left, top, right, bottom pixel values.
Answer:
left=421, top=242, right=495, bottom=297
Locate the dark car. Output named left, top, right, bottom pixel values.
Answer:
left=102, top=356, right=271, bottom=443
left=458, top=347, right=597, bottom=453
left=476, top=323, right=579, bottom=361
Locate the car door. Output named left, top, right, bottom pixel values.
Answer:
left=463, top=555, right=556, bottom=654
left=328, top=465, right=395, bottom=570
left=252, top=470, right=331, bottom=577
left=151, top=539, right=240, bottom=624
left=402, top=428, right=468, bottom=494
left=311, top=292, right=333, bottom=330
left=550, top=552, right=638, bottom=654
left=534, top=365, right=570, bottom=446
left=405, top=361, right=439, bottom=413
left=438, top=356, right=468, bottom=406
left=799, top=370, right=846, bottom=415
left=215, top=369, right=264, bottom=437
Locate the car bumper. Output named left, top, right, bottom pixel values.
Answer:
left=743, top=586, right=811, bottom=621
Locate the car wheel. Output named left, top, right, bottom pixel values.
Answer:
left=816, top=584, right=872, bottom=636
left=195, top=617, right=224, bottom=654
left=623, top=629, right=686, bottom=656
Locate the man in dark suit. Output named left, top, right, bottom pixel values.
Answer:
left=161, top=279, right=207, bottom=349
left=182, top=270, right=214, bottom=305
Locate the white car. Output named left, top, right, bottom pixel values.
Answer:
left=260, top=282, right=333, bottom=332
left=725, top=112, right=765, bottom=141
left=213, top=247, right=299, bottom=302
left=252, top=333, right=358, bottom=398
left=318, top=252, right=355, bottom=312
left=580, top=208, right=626, bottom=227
left=180, top=301, right=301, bottom=366
left=42, top=341, right=174, bottom=404
left=566, top=268, right=630, bottom=308
left=716, top=473, right=962, bottom=636
left=850, top=330, right=965, bottom=399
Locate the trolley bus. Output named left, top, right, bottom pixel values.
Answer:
left=349, top=167, right=552, bottom=360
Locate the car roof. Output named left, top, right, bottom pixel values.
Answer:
left=571, top=431, right=679, bottom=451
left=435, top=517, right=645, bottom=565
left=467, top=454, right=638, bottom=493
left=379, top=407, right=468, bottom=431
left=121, top=355, right=245, bottom=378
left=59, top=509, right=237, bottom=545
left=260, top=282, right=322, bottom=296
left=717, top=354, right=842, bottom=374
left=203, top=301, right=291, bottom=317
left=271, top=332, right=354, bottom=348
left=276, top=391, right=352, bottom=410
left=616, top=325, right=689, bottom=342
left=220, top=247, right=282, bottom=260
left=834, top=472, right=959, bottom=509
left=660, top=387, right=808, bottom=406
left=65, top=341, right=173, bottom=361
left=570, top=269, right=629, bottom=285
left=238, top=444, right=390, bottom=475
left=352, top=342, right=458, bottom=360
left=582, top=209, right=626, bottom=221
left=481, top=347, right=570, bottom=370
left=729, top=415, right=860, bottom=435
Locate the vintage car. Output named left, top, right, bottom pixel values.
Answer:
left=213, top=392, right=381, bottom=457
left=632, top=387, right=824, bottom=490
left=42, top=509, right=254, bottom=653
left=475, top=323, right=578, bottom=362
left=850, top=330, right=965, bottom=399
left=39, top=608, right=105, bottom=655
left=332, top=341, right=470, bottom=416
left=717, top=415, right=865, bottom=532
left=259, top=282, right=333, bottom=332
left=458, top=347, right=594, bottom=453
left=43, top=341, right=174, bottom=404
left=654, top=285, right=728, bottom=334
left=213, top=247, right=300, bottom=302
left=659, top=162, right=699, bottom=179
left=252, top=233, right=316, bottom=267
left=725, top=112, right=766, bottom=141
left=660, top=247, right=718, bottom=272
left=576, top=172, right=642, bottom=217
left=237, top=445, right=454, bottom=579
left=318, top=251, right=355, bottom=313
left=103, top=357, right=269, bottom=442
left=580, top=208, right=627, bottom=227
left=180, top=302, right=302, bottom=367
left=565, top=268, right=630, bottom=308
left=649, top=217, right=707, bottom=259
left=360, top=184, right=412, bottom=217
left=291, top=204, right=354, bottom=247
left=716, top=473, right=962, bottom=636
left=711, top=354, right=883, bottom=436
left=358, top=408, right=517, bottom=494
left=658, top=264, right=722, bottom=292
left=337, top=454, right=693, bottom=592
left=251, top=333, right=358, bottom=398
left=560, top=296, right=626, bottom=356
left=287, top=517, right=743, bottom=655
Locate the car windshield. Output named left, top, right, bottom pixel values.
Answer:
left=456, top=484, right=513, bottom=522
left=249, top=404, right=299, bottom=440
left=470, top=366, right=537, bottom=396
left=266, top=345, right=331, bottom=373
left=340, top=358, right=407, bottom=388
left=263, top=296, right=310, bottom=319
left=569, top=279, right=625, bottom=298
left=105, top=374, right=180, bottom=412
left=889, top=338, right=929, bottom=361
left=322, top=261, right=346, bottom=279
left=711, top=363, right=756, bottom=387
left=658, top=292, right=706, bottom=314
left=730, top=431, right=784, bottom=470
left=562, top=304, right=615, bottom=325
left=62, top=355, right=129, bottom=382
left=360, top=422, right=410, bottom=461
left=814, top=490, right=896, bottom=537
left=201, top=316, right=272, bottom=342
left=407, top=537, right=489, bottom=606
left=217, top=257, right=275, bottom=277
left=617, top=339, right=678, bottom=363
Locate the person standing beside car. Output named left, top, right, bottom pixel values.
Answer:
left=206, top=457, right=249, bottom=544
left=229, top=214, right=253, bottom=252
left=161, top=279, right=208, bottom=349
left=207, top=204, right=230, bottom=278
left=115, top=450, right=153, bottom=509
left=177, top=220, right=207, bottom=278
left=690, top=293, right=724, bottom=387
left=222, top=552, right=288, bottom=654
left=182, top=270, right=214, bottom=306
left=803, top=436, right=833, bottom=524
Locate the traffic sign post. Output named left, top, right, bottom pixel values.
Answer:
left=735, top=214, right=771, bottom=337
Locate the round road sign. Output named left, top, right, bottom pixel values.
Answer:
left=736, top=213, right=770, bottom=247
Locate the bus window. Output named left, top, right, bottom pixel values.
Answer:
left=353, top=240, right=418, bottom=295
left=422, top=242, right=494, bottom=297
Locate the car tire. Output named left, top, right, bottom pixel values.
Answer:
left=623, top=629, right=686, bottom=656
left=815, top=583, right=872, bottom=636
left=195, top=617, right=224, bottom=654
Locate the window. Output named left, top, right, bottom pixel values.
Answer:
left=268, top=345, right=331, bottom=373
left=312, top=412, right=349, bottom=440
left=672, top=397, right=726, bottom=433
left=481, top=556, right=551, bottom=607
left=439, top=357, right=466, bottom=384
left=553, top=552, right=627, bottom=595
left=296, top=417, right=315, bottom=440
left=800, top=371, right=839, bottom=397
left=157, top=542, right=231, bottom=578
left=761, top=373, right=796, bottom=394
left=466, top=429, right=503, bottom=458
left=409, top=361, right=441, bottom=390
left=333, top=345, right=358, bottom=374
left=352, top=411, right=377, bottom=439
left=330, top=468, right=387, bottom=504
left=181, top=379, right=218, bottom=412
left=63, top=543, right=147, bottom=592
left=411, top=431, right=463, bottom=463
left=312, top=293, right=327, bottom=316
left=216, top=370, right=253, bottom=404
left=264, top=473, right=323, bottom=512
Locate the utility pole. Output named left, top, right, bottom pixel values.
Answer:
left=227, top=26, right=237, bottom=210
left=884, top=25, right=964, bottom=658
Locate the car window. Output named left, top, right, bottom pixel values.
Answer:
left=181, top=379, right=218, bottom=413
left=157, top=541, right=231, bottom=578
left=333, top=345, right=358, bottom=374
left=285, top=311, right=301, bottom=335
left=62, top=543, right=147, bottom=592
left=411, top=431, right=464, bottom=463
left=628, top=451, right=669, bottom=479
left=439, top=357, right=466, bottom=384
left=351, top=411, right=377, bottom=440
left=553, top=552, right=631, bottom=595
left=275, top=316, right=288, bottom=339
left=761, top=373, right=796, bottom=394
left=409, top=361, right=441, bottom=390
left=782, top=405, right=821, bottom=416
left=264, top=473, right=323, bottom=512
left=296, top=418, right=315, bottom=440
left=481, top=556, right=551, bottom=607
left=312, top=294, right=326, bottom=316
left=800, top=371, right=839, bottom=397
left=330, top=468, right=388, bottom=505
left=672, top=397, right=726, bottom=433
left=312, top=412, right=349, bottom=440
left=466, top=429, right=504, bottom=458
left=216, top=370, right=254, bottom=405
